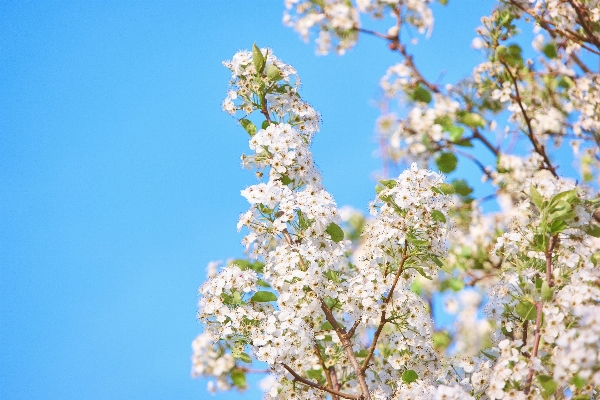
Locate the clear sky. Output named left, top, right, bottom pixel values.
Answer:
left=1, top=2, right=495, bottom=399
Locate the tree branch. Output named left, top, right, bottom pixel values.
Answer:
left=282, top=364, right=361, bottom=399
left=361, top=250, right=409, bottom=371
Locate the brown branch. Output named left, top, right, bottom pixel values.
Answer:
left=523, top=302, right=543, bottom=395
left=566, top=0, right=600, bottom=50
left=454, top=149, right=494, bottom=180
left=347, top=320, right=361, bottom=339
left=508, top=0, right=600, bottom=55
left=501, top=60, right=558, bottom=177
left=472, top=128, right=499, bottom=156
left=522, top=320, right=529, bottom=349
left=352, top=26, right=440, bottom=93
left=330, top=366, right=340, bottom=393
left=238, top=367, right=271, bottom=374
left=361, top=250, right=409, bottom=372
left=281, top=229, right=370, bottom=398
left=313, top=342, right=338, bottom=400
left=318, top=298, right=372, bottom=399
left=282, top=364, right=360, bottom=399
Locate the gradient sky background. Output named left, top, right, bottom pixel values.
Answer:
left=1, top=1, right=499, bottom=399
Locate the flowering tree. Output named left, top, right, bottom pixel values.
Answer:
left=192, top=1, right=600, bottom=399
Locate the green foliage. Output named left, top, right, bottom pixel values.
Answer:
left=231, top=368, right=247, bottom=388
left=436, top=152, right=458, bottom=173
left=401, top=369, right=418, bottom=384
left=250, top=291, right=277, bottom=302
left=240, top=119, right=257, bottom=136
left=326, top=222, right=344, bottom=242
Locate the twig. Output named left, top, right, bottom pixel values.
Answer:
left=362, top=250, right=409, bottom=371
left=523, top=302, right=543, bottom=394
left=501, top=60, right=558, bottom=177
left=282, top=364, right=360, bottom=400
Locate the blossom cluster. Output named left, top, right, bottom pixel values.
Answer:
left=192, top=0, right=600, bottom=398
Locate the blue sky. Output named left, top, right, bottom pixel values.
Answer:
left=1, top=2, right=495, bottom=399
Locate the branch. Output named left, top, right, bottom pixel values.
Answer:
left=282, top=229, right=371, bottom=399
left=523, top=302, right=543, bottom=395
left=501, top=60, right=558, bottom=177
left=566, top=0, right=600, bottom=50
left=313, top=341, right=338, bottom=400
left=318, top=299, right=372, bottom=399
left=361, top=250, right=409, bottom=371
left=282, top=364, right=361, bottom=400
left=238, top=367, right=271, bottom=374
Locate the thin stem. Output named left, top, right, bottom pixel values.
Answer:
left=238, top=367, right=271, bottom=374
left=361, top=250, right=409, bottom=371
left=472, top=128, right=499, bottom=156
left=282, top=364, right=360, bottom=400
left=314, top=342, right=337, bottom=400
left=566, top=0, right=600, bottom=50
left=282, top=229, right=371, bottom=400
left=501, top=60, right=558, bottom=177
left=330, top=366, right=340, bottom=393
left=545, top=235, right=558, bottom=287
left=523, top=302, right=543, bottom=394
left=318, top=298, right=372, bottom=400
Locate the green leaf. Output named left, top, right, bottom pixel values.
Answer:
left=549, top=190, right=577, bottom=208
left=306, top=369, right=324, bottom=382
left=436, top=152, right=458, bottom=173
left=411, top=84, right=432, bottom=103
left=541, top=281, right=554, bottom=301
left=261, top=120, right=270, bottom=129
left=240, top=119, right=257, bottom=136
left=249, top=261, right=265, bottom=273
left=402, top=369, right=418, bottom=384
left=460, top=112, right=485, bottom=128
left=515, top=300, right=537, bottom=321
left=407, top=235, right=429, bottom=247
left=537, top=375, right=557, bottom=395
left=326, top=222, right=344, bottom=242
left=379, top=179, right=397, bottom=189
left=530, top=185, right=544, bottom=210
left=454, top=138, right=473, bottom=147
left=257, top=279, right=271, bottom=288
left=481, top=350, right=497, bottom=360
left=321, top=321, right=334, bottom=330
left=413, top=266, right=433, bottom=280
left=233, top=351, right=252, bottom=364
left=572, top=375, right=586, bottom=389
left=548, top=219, right=568, bottom=234
left=452, top=179, right=473, bottom=196
left=354, top=349, right=369, bottom=357
left=280, top=175, right=293, bottom=185
left=231, top=369, right=247, bottom=388
left=435, top=183, right=455, bottom=195
left=266, top=64, right=283, bottom=81
left=432, top=331, right=451, bottom=350
left=585, top=224, right=600, bottom=237
left=558, top=76, right=574, bottom=89
left=441, top=278, right=464, bottom=292
left=542, top=43, right=558, bottom=59
left=437, top=0, right=448, bottom=4
left=250, top=291, right=277, bottom=302
left=252, top=43, right=266, bottom=74
left=448, top=125, right=464, bottom=141
left=234, top=259, right=251, bottom=270
left=431, top=209, right=446, bottom=223
left=324, top=270, right=341, bottom=283
left=431, top=256, right=444, bottom=268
